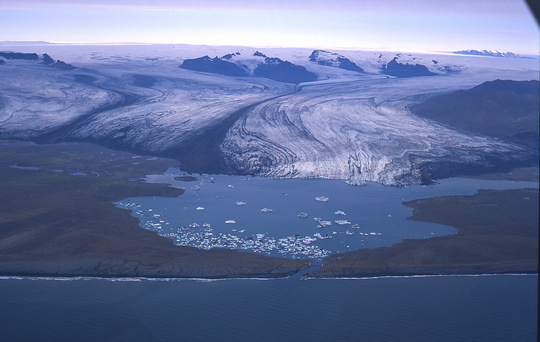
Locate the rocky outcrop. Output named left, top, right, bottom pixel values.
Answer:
left=51, top=60, right=76, bottom=70
left=180, top=55, right=249, bottom=77
left=0, top=51, right=75, bottom=69
left=180, top=52, right=318, bottom=84
left=309, top=50, right=364, bottom=73
left=253, top=57, right=317, bottom=84
left=0, top=51, right=40, bottom=60
left=42, top=53, right=54, bottom=65
left=382, top=57, right=437, bottom=77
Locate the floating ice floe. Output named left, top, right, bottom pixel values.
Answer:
left=317, top=220, right=332, bottom=228
left=315, top=196, right=329, bottom=202
left=196, top=207, right=205, bottom=210
left=235, top=201, right=247, bottom=206
left=225, top=220, right=236, bottom=224
left=334, top=219, right=351, bottom=225
left=334, top=210, right=346, bottom=215
left=297, top=212, right=308, bottom=218
left=258, top=208, right=273, bottom=213
left=314, top=233, right=332, bottom=239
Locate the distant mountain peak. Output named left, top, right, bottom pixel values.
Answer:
left=221, top=52, right=241, bottom=60
left=179, top=55, right=249, bottom=77
left=309, top=49, right=364, bottom=73
left=453, top=50, right=521, bottom=58
left=180, top=51, right=317, bottom=84
left=381, top=58, right=437, bottom=77
left=0, top=51, right=75, bottom=69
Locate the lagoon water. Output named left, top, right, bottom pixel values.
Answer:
left=118, top=169, right=538, bottom=260
left=1, top=174, right=538, bottom=341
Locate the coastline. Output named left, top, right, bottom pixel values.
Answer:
left=1, top=272, right=537, bottom=283
left=306, top=261, right=539, bottom=279
left=0, top=141, right=310, bottom=279
left=306, top=188, right=538, bottom=278
left=305, top=272, right=538, bottom=281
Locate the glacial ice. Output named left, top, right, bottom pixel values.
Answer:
left=0, top=44, right=538, bottom=186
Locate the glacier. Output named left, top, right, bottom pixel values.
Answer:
left=0, top=44, right=538, bottom=185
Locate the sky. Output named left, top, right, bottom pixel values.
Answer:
left=0, top=0, right=538, bottom=54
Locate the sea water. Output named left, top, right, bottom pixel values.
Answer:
left=0, top=275, right=537, bottom=341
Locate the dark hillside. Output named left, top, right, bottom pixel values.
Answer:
left=410, top=80, right=540, bottom=149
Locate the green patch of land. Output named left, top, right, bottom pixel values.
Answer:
left=0, top=141, right=310, bottom=278
left=308, top=188, right=538, bottom=278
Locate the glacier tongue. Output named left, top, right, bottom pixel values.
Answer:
left=66, top=72, right=292, bottom=153
left=221, top=77, right=534, bottom=186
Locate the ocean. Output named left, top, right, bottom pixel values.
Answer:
left=0, top=275, right=537, bottom=341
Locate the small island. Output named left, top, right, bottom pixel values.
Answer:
left=307, top=187, right=538, bottom=278
left=0, top=141, right=310, bottom=279
left=173, top=175, right=198, bottom=182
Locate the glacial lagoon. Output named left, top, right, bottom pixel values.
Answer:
left=117, top=168, right=539, bottom=262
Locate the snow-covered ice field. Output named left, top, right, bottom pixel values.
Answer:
left=1, top=43, right=538, bottom=185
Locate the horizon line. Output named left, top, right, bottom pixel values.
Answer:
left=1, top=40, right=538, bottom=57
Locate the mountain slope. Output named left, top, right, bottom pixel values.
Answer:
left=309, top=49, right=365, bottom=73
left=180, top=52, right=317, bottom=84
left=410, top=80, right=540, bottom=149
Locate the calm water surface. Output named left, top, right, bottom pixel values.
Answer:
left=0, top=275, right=537, bottom=341
left=117, top=170, right=538, bottom=260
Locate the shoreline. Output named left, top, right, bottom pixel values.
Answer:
left=1, top=271, right=537, bottom=282
left=305, top=262, right=539, bottom=279
left=0, top=141, right=311, bottom=280
left=307, top=188, right=538, bottom=278
left=305, top=272, right=539, bottom=280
